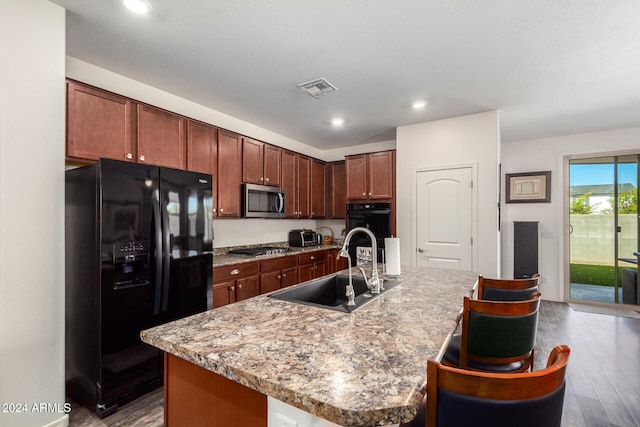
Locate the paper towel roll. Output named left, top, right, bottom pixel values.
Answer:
left=384, top=237, right=401, bottom=276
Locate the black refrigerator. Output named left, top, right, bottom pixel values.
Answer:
left=65, top=158, right=214, bottom=417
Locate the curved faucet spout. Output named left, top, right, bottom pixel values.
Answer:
left=339, top=227, right=382, bottom=294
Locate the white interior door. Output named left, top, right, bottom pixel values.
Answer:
left=416, top=167, right=473, bottom=269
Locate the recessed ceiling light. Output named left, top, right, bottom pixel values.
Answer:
left=123, top=0, right=151, bottom=14
left=331, top=118, right=345, bottom=126
left=412, top=100, right=427, bottom=109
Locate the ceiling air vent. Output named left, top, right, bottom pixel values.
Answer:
left=297, top=78, right=337, bottom=99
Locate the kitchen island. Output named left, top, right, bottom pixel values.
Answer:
left=141, top=266, right=477, bottom=426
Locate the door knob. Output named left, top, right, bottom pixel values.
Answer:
left=417, top=248, right=425, bottom=253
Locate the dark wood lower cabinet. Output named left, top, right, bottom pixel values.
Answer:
left=165, top=353, right=267, bottom=427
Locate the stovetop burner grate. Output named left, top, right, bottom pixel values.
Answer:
left=228, top=246, right=292, bottom=256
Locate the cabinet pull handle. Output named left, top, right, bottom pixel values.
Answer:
left=126, top=153, right=133, bottom=160
left=139, top=155, right=145, bottom=161
left=238, top=284, right=243, bottom=289
left=230, top=286, right=235, bottom=291
left=231, top=269, right=240, bottom=275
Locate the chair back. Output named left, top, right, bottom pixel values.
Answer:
left=427, top=345, right=570, bottom=427
left=478, top=274, right=540, bottom=301
left=460, top=292, right=540, bottom=371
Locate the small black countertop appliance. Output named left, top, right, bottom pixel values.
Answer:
left=289, top=229, right=319, bottom=247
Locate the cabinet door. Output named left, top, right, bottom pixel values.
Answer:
left=298, top=264, right=314, bottom=283
left=368, top=151, right=394, bottom=199
left=313, top=261, right=326, bottom=279
left=281, top=150, right=297, bottom=218
left=137, top=103, right=186, bottom=169
left=297, top=155, right=311, bottom=218
left=311, top=159, right=326, bottom=218
left=66, top=81, right=133, bottom=162
left=213, top=281, right=235, bottom=308
left=260, top=271, right=281, bottom=294
left=263, top=144, right=281, bottom=186
left=236, top=276, right=259, bottom=302
left=217, top=130, right=243, bottom=217
left=187, top=121, right=218, bottom=214
left=242, top=138, right=264, bottom=184
left=330, top=161, right=346, bottom=219
left=280, top=267, right=298, bottom=288
left=345, top=154, right=368, bottom=200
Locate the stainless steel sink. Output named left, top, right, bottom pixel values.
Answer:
left=268, top=274, right=401, bottom=312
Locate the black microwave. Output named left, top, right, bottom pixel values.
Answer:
left=242, top=183, right=285, bottom=218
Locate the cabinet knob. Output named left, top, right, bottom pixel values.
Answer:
left=265, top=177, right=269, bottom=182
left=368, top=192, right=372, bottom=196
left=277, top=275, right=282, bottom=280
left=220, top=208, right=224, bottom=213
left=139, top=155, right=145, bottom=162
left=282, top=273, right=287, bottom=278
left=260, top=177, right=264, bottom=182
left=363, top=192, right=366, bottom=196
left=213, top=208, right=216, bottom=213
left=238, top=284, right=243, bottom=289
left=230, top=286, right=235, bottom=291
left=310, top=256, right=315, bottom=260
left=126, top=153, right=133, bottom=160
left=231, top=269, right=240, bottom=275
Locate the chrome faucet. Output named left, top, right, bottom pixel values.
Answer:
left=338, top=227, right=382, bottom=294
left=337, top=249, right=356, bottom=306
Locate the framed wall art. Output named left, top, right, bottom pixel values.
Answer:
left=505, top=171, right=551, bottom=203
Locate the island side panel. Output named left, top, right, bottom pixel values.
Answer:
left=165, top=353, right=267, bottom=427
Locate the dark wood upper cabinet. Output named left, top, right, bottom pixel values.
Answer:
left=263, top=144, right=281, bottom=186
left=310, top=159, right=326, bottom=218
left=296, top=155, right=311, bottom=218
left=242, top=137, right=263, bottom=184
left=346, top=150, right=395, bottom=201
left=368, top=150, right=394, bottom=199
left=242, top=138, right=281, bottom=186
left=187, top=120, right=218, bottom=214
left=329, top=161, right=346, bottom=219
left=217, top=130, right=243, bottom=218
left=136, top=103, right=186, bottom=169
left=66, top=81, right=134, bottom=162
left=345, top=153, right=368, bottom=200
left=281, top=150, right=297, bottom=218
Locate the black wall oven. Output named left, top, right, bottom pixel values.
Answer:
left=346, top=202, right=392, bottom=265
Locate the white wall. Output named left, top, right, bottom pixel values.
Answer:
left=0, top=1, right=67, bottom=427
left=501, top=126, right=640, bottom=302
left=396, top=111, right=500, bottom=277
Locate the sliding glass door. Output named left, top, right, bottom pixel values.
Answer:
left=569, top=155, right=639, bottom=305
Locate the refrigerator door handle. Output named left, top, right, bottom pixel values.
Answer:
left=152, top=198, right=163, bottom=315
left=160, top=196, right=171, bottom=313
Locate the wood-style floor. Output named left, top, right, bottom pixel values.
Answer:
left=68, top=301, right=640, bottom=427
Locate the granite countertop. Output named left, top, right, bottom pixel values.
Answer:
left=213, top=244, right=342, bottom=268
left=141, top=266, right=476, bottom=426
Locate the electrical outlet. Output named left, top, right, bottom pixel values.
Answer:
left=275, top=413, right=298, bottom=427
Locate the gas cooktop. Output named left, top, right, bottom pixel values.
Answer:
left=227, top=246, right=292, bottom=256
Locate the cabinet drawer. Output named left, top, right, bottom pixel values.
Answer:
left=213, top=262, right=259, bottom=283
left=261, top=255, right=297, bottom=272
left=298, top=250, right=326, bottom=266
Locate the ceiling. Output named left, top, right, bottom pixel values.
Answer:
left=52, top=0, right=640, bottom=150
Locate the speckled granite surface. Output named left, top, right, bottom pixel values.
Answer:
left=213, top=243, right=342, bottom=267
left=141, top=266, right=476, bottom=426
